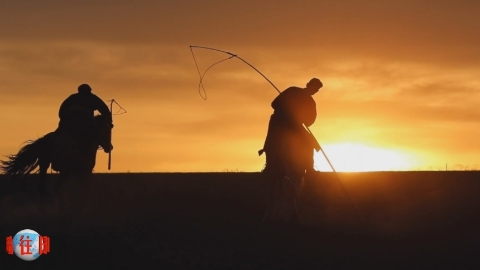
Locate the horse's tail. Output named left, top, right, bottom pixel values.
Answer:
left=0, top=134, right=51, bottom=177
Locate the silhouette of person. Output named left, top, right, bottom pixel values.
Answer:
left=260, top=78, right=323, bottom=174
left=57, top=84, right=113, bottom=143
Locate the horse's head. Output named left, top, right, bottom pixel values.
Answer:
left=93, top=114, right=114, bottom=153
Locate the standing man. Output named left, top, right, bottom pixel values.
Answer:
left=260, top=78, right=323, bottom=175
left=259, top=78, right=323, bottom=224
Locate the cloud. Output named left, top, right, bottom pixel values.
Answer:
left=1, top=0, right=480, bottom=171
left=1, top=0, right=479, bottom=68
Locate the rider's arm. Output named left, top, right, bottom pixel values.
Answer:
left=92, top=95, right=113, bottom=123
left=302, top=97, right=317, bottom=127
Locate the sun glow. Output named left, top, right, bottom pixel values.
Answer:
left=314, top=142, right=417, bottom=172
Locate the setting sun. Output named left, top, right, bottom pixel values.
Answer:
left=313, top=143, right=418, bottom=172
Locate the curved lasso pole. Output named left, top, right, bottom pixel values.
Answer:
left=108, top=100, right=113, bottom=170
left=190, top=45, right=280, bottom=94
left=190, top=45, right=366, bottom=224
left=105, top=99, right=127, bottom=171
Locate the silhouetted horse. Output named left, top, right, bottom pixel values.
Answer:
left=0, top=114, right=113, bottom=203
left=261, top=128, right=313, bottom=225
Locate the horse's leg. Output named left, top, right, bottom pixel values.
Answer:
left=265, top=174, right=285, bottom=223
left=59, top=169, right=91, bottom=232
left=264, top=169, right=302, bottom=225
left=286, top=168, right=306, bottom=226
left=263, top=171, right=278, bottom=222
left=55, top=171, right=74, bottom=259
left=288, top=175, right=303, bottom=226
left=13, top=176, right=26, bottom=205
left=73, top=147, right=96, bottom=226
left=280, top=175, right=293, bottom=222
left=275, top=176, right=290, bottom=221
left=57, top=172, right=72, bottom=235
left=263, top=167, right=286, bottom=223
left=272, top=152, right=292, bottom=224
left=280, top=155, right=303, bottom=226
left=78, top=172, right=93, bottom=228
left=263, top=151, right=288, bottom=224
left=278, top=175, right=293, bottom=225
left=38, top=161, right=50, bottom=216
left=262, top=168, right=272, bottom=221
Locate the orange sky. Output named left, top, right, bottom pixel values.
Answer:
left=1, top=1, right=480, bottom=172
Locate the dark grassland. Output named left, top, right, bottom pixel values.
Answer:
left=1, top=172, right=480, bottom=269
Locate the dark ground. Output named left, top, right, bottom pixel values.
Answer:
left=1, top=171, right=480, bottom=269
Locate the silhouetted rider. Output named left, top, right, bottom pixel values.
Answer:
left=260, top=78, right=323, bottom=174
left=58, top=84, right=113, bottom=137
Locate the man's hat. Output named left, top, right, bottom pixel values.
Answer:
left=78, top=84, right=92, bottom=93
left=307, top=78, right=323, bottom=89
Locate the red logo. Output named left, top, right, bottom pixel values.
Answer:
left=6, top=232, right=50, bottom=258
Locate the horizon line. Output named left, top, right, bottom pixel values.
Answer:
left=2, top=170, right=480, bottom=175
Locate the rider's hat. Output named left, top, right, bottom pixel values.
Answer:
left=306, top=78, right=323, bottom=89
left=78, top=84, right=92, bottom=93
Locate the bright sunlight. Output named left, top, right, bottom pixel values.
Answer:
left=313, top=142, right=418, bottom=172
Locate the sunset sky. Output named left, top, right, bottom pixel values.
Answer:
left=1, top=0, right=480, bottom=172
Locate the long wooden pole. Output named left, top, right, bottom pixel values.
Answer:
left=108, top=100, right=113, bottom=170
